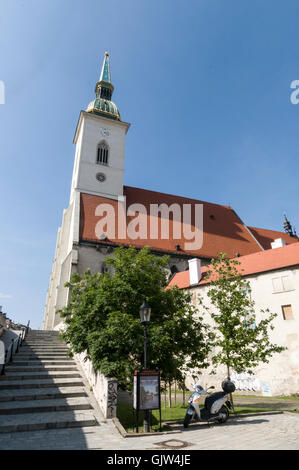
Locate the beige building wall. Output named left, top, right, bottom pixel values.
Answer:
left=186, top=266, right=299, bottom=396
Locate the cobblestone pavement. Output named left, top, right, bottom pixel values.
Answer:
left=1, top=412, right=298, bottom=450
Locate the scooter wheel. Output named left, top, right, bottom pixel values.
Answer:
left=183, top=413, right=192, bottom=428
left=217, top=406, right=229, bottom=424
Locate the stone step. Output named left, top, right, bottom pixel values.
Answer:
left=0, top=410, right=98, bottom=433
left=18, top=348, right=69, bottom=354
left=14, top=349, right=68, bottom=357
left=19, top=344, right=69, bottom=351
left=0, top=387, right=87, bottom=402
left=27, top=330, right=59, bottom=333
left=0, top=397, right=92, bottom=415
left=20, top=348, right=69, bottom=352
left=14, top=351, right=69, bottom=356
left=20, top=343, right=67, bottom=350
left=21, top=347, right=66, bottom=350
left=25, top=338, right=60, bottom=341
left=6, top=366, right=78, bottom=372
left=24, top=340, right=60, bottom=342
left=16, top=352, right=69, bottom=356
left=0, top=377, right=85, bottom=390
left=24, top=339, right=62, bottom=342
left=12, top=360, right=76, bottom=366
left=1, top=371, right=82, bottom=381
left=22, top=343, right=66, bottom=346
left=15, top=354, right=70, bottom=359
left=26, top=335, right=59, bottom=337
left=24, top=340, right=61, bottom=342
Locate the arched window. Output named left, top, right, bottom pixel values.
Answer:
left=97, top=142, right=109, bottom=165
left=101, top=262, right=109, bottom=274
left=168, top=265, right=178, bottom=282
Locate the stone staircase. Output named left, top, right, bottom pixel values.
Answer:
left=0, top=330, right=100, bottom=434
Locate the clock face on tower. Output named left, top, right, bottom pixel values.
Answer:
left=100, top=127, right=110, bottom=137
left=96, top=172, right=106, bottom=182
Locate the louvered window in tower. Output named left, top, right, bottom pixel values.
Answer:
left=97, top=143, right=109, bottom=165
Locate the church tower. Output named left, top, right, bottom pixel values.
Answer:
left=44, top=53, right=130, bottom=330
left=70, top=52, right=130, bottom=202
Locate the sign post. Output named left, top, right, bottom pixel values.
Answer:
left=133, top=369, right=161, bottom=433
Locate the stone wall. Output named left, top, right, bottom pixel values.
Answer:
left=0, top=313, right=7, bottom=338
left=74, top=351, right=118, bottom=419
left=53, top=321, right=118, bottom=418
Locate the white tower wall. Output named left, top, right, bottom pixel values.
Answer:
left=71, top=111, right=130, bottom=202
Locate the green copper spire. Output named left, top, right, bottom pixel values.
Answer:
left=99, top=51, right=111, bottom=83
left=86, top=52, right=121, bottom=121
left=95, top=52, right=114, bottom=100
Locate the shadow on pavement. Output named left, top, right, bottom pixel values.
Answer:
left=169, top=417, right=269, bottom=432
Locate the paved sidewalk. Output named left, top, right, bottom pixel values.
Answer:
left=1, top=412, right=298, bottom=450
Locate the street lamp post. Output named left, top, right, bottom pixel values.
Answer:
left=139, top=298, right=151, bottom=433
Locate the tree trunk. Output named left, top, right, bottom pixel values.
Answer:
left=164, top=382, right=167, bottom=409
left=227, top=364, right=235, bottom=414
left=168, top=381, right=172, bottom=408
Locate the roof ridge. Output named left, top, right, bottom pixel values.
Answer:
left=124, top=185, right=233, bottom=209
left=169, top=241, right=299, bottom=289
left=248, top=225, right=286, bottom=233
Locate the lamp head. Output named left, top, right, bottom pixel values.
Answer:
left=139, top=298, right=151, bottom=325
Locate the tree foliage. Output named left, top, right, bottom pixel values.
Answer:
left=59, top=246, right=213, bottom=389
left=199, top=253, right=286, bottom=378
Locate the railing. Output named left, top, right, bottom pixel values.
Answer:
left=0, top=321, right=30, bottom=376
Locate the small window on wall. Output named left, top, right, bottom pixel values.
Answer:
left=272, top=275, right=294, bottom=293
left=281, top=304, right=294, bottom=320
left=97, top=142, right=109, bottom=165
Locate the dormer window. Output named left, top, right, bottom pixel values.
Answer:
left=97, top=142, right=109, bottom=165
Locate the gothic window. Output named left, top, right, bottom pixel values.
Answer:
left=97, top=142, right=109, bottom=165
left=101, top=262, right=109, bottom=274
left=168, top=265, right=178, bottom=282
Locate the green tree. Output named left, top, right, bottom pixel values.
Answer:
left=199, top=253, right=286, bottom=383
left=59, top=246, right=213, bottom=390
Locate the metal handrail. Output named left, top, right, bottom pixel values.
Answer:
left=0, top=325, right=28, bottom=376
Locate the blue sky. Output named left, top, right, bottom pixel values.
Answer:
left=0, top=0, right=299, bottom=328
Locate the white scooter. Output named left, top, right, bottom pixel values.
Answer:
left=183, top=380, right=235, bottom=428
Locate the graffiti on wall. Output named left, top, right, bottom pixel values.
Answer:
left=231, top=372, right=261, bottom=392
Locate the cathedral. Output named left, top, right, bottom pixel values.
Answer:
left=43, top=53, right=297, bottom=330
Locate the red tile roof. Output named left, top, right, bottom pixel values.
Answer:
left=168, top=241, right=299, bottom=289
left=247, top=226, right=298, bottom=250
left=79, top=186, right=263, bottom=258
